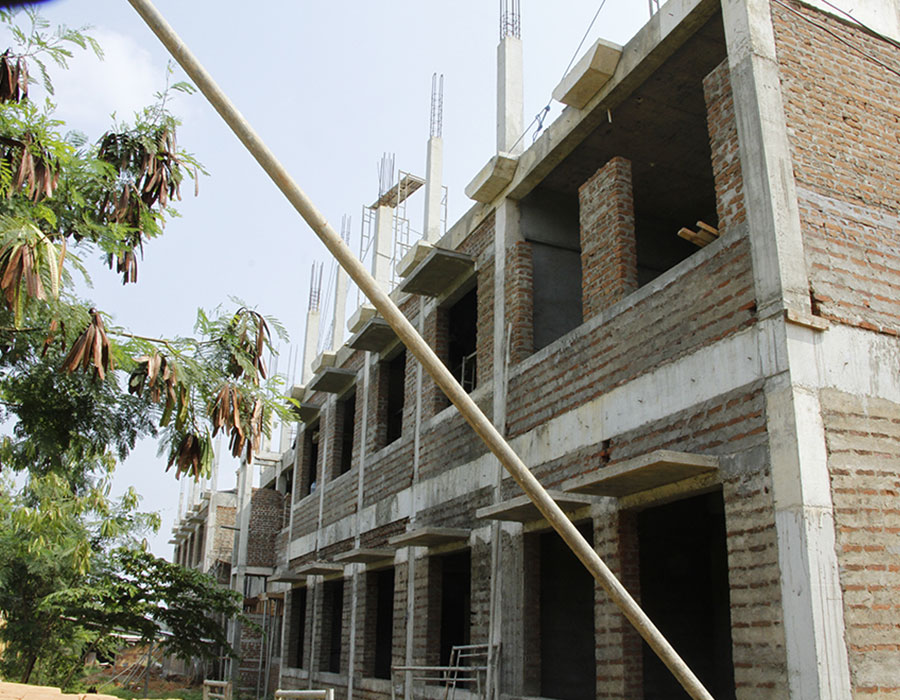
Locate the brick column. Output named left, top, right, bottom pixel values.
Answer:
left=579, top=156, right=637, bottom=321
left=704, top=59, right=746, bottom=236
left=505, top=240, right=533, bottom=363
left=594, top=508, right=642, bottom=698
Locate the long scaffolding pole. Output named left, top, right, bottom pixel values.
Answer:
left=124, top=2, right=715, bottom=698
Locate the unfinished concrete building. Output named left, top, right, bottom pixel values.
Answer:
left=224, top=0, right=900, bottom=697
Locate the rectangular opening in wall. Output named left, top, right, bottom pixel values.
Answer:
left=303, top=420, right=320, bottom=496
left=537, top=521, right=595, bottom=700
left=638, top=490, right=735, bottom=700
left=337, top=388, right=356, bottom=476
left=321, top=578, right=344, bottom=674
left=366, top=567, right=395, bottom=680
left=288, top=587, right=307, bottom=669
left=384, top=351, right=406, bottom=445
left=447, top=285, right=478, bottom=392
left=439, top=550, right=471, bottom=666
left=521, top=186, right=583, bottom=351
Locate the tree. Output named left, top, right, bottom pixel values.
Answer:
left=0, top=9, right=288, bottom=684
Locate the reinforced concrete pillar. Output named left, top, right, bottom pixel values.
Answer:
left=424, top=136, right=443, bottom=243
left=373, top=205, right=394, bottom=293
left=722, top=0, right=851, bottom=697
left=497, top=35, right=524, bottom=155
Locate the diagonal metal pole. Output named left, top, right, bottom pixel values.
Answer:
left=125, top=2, right=715, bottom=698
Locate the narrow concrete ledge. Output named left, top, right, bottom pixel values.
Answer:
left=785, top=307, right=829, bottom=331
left=398, top=247, right=474, bottom=297
left=269, top=566, right=307, bottom=584
left=348, top=316, right=397, bottom=353
left=389, top=526, right=470, bottom=547
left=295, top=562, right=344, bottom=577
left=464, top=153, right=518, bottom=203
left=562, top=450, right=719, bottom=498
left=292, top=401, right=321, bottom=423
left=475, top=490, right=596, bottom=523
left=309, top=366, right=356, bottom=394
left=348, top=303, right=376, bottom=334
left=311, top=351, right=336, bottom=376
left=397, top=240, right=434, bottom=279
left=552, top=38, right=623, bottom=109
left=333, top=547, right=395, bottom=564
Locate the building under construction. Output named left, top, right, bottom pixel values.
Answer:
left=171, top=0, right=900, bottom=697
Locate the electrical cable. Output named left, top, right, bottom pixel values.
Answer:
left=507, top=0, right=610, bottom=153
left=772, top=0, right=900, bottom=79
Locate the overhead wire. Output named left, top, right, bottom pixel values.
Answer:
left=817, top=0, right=900, bottom=51
left=507, top=0, right=610, bottom=152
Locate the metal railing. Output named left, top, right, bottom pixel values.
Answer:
left=203, top=680, right=232, bottom=700
left=274, top=691, right=334, bottom=700
left=391, top=644, right=496, bottom=700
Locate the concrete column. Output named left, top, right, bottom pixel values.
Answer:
left=424, top=137, right=443, bottom=243
left=373, top=205, right=394, bottom=293
left=722, top=0, right=851, bottom=697
left=230, top=459, right=255, bottom=686
left=301, top=307, right=320, bottom=384
left=497, top=36, right=524, bottom=155
left=331, top=267, right=348, bottom=352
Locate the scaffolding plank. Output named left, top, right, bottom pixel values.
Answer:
left=562, top=450, right=718, bottom=497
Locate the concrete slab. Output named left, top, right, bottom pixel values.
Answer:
left=562, top=450, right=718, bottom=497
left=552, top=38, right=623, bottom=109
left=294, top=562, right=343, bottom=576
left=311, top=351, right=335, bottom=376
left=308, top=367, right=356, bottom=394
left=348, top=304, right=376, bottom=334
left=269, top=566, right=307, bottom=583
left=347, top=316, right=397, bottom=353
left=475, top=490, right=596, bottom=522
left=464, top=153, right=519, bottom=203
left=332, top=547, right=395, bottom=564
left=397, top=240, right=434, bottom=279
left=388, top=526, right=470, bottom=547
left=398, top=247, right=474, bottom=297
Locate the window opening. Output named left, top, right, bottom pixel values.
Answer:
left=448, top=287, right=478, bottom=392
left=638, top=491, right=735, bottom=699
left=368, top=567, right=395, bottom=679
left=288, top=587, right=307, bottom=669
left=321, top=579, right=344, bottom=673
left=338, top=389, right=356, bottom=476
left=385, top=351, right=406, bottom=444
left=438, top=550, right=471, bottom=667
left=303, top=420, right=319, bottom=496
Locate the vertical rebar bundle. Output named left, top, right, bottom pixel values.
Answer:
left=430, top=73, right=444, bottom=139
left=500, top=0, right=521, bottom=39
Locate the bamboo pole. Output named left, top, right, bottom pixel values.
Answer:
left=125, top=2, right=715, bottom=698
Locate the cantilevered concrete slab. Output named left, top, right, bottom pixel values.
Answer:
left=332, top=547, right=395, bottom=564
left=398, top=247, right=474, bottom=297
left=464, top=153, right=519, bottom=203
left=294, top=562, right=344, bottom=577
left=293, top=402, right=321, bottom=423
left=397, top=240, right=434, bottom=279
left=269, top=566, right=307, bottom=584
left=309, top=366, right=356, bottom=394
left=311, top=351, right=335, bottom=376
left=475, top=490, right=596, bottom=523
left=388, top=526, right=470, bottom=547
left=562, top=450, right=718, bottom=498
left=348, top=303, right=376, bottom=334
left=347, top=316, right=397, bottom=353
left=552, top=38, right=623, bottom=109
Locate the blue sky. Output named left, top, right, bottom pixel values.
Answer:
left=3, top=0, right=655, bottom=556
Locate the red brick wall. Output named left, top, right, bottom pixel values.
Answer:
left=579, top=156, right=638, bottom=321
left=703, top=59, right=746, bottom=235
left=772, top=2, right=900, bottom=335
left=247, top=487, right=284, bottom=568
left=506, top=239, right=534, bottom=363
left=821, top=388, right=900, bottom=696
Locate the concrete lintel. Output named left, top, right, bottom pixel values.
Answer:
left=348, top=303, right=376, bottom=334
left=397, top=240, right=434, bottom=279
left=311, top=351, right=336, bottom=376
left=464, top=153, right=519, bottom=203
left=562, top=450, right=719, bottom=498
left=388, top=526, right=470, bottom=547
left=332, top=547, right=395, bottom=564
left=398, top=247, right=475, bottom=297
left=347, top=316, right=397, bottom=353
left=308, top=367, right=357, bottom=394
left=552, top=38, right=623, bottom=109
left=475, top=490, right=595, bottom=523
left=268, top=566, right=307, bottom=584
